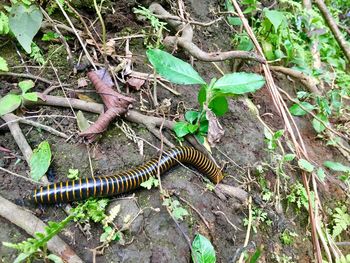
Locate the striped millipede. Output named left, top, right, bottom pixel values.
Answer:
left=31, top=146, right=223, bottom=204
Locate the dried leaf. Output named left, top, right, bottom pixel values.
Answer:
left=205, top=108, right=224, bottom=147
left=126, top=77, right=145, bottom=90
left=77, top=93, right=96, bottom=102
left=76, top=110, right=90, bottom=132
left=77, top=77, right=88, bottom=88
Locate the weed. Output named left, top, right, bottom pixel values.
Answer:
left=286, top=182, right=314, bottom=213
left=280, top=229, right=298, bottom=245
left=243, top=207, right=272, bottom=233
left=163, top=197, right=189, bottom=221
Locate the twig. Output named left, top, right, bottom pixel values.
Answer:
left=149, top=3, right=265, bottom=64
left=0, top=72, right=53, bottom=85
left=0, top=167, right=46, bottom=186
left=213, top=210, right=241, bottom=231
left=153, top=14, right=222, bottom=27
left=314, top=0, right=350, bottom=62
left=0, top=195, right=83, bottom=263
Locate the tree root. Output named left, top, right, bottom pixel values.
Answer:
left=149, top=3, right=265, bottom=64
left=0, top=195, right=83, bottom=263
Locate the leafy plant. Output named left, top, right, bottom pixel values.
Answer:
left=286, top=182, right=314, bottom=212
left=0, top=56, right=9, bottom=71
left=280, top=230, right=298, bottom=245
left=162, top=197, right=189, bottom=220
left=140, top=176, right=159, bottom=190
left=30, top=140, right=51, bottom=182
left=264, top=128, right=284, bottom=151
left=243, top=207, right=272, bottom=233
left=330, top=205, right=350, bottom=239
left=147, top=49, right=265, bottom=144
left=0, top=79, right=38, bottom=116
left=67, top=169, right=79, bottom=180
left=191, top=233, right=216, bottom=263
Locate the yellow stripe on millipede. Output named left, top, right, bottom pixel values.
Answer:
left=79, top=178, right=83, bottom=199
left=99, top=177, right=104, bottom=196
left=47, top=184, right=50, bottom=203
left=72, top=180, right=76, bottom=200
left=66, top=181, right=70, bottom=201
left=86, top=178, right=90, bottom=197
left=92, top=177, right=97, bottom=196
left=60, top=182, right=64, bottom=202
left=105, top=177, right=109, bottom=195
left=54, top=183, right=57, bottom=203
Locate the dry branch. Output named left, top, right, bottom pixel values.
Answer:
left=314, top=0, right=350, bottom=62
left=0, top=195, right=83, bottom=263
left=149, top=3, right=265, bottom=64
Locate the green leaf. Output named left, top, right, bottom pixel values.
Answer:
left=227, top=17, right=242, bottom=26
left=283, top=153, right=296, bottom=162
left=0, top=94, right=22, bottom=116
left=185, top=111, right=199, bottom=124
left=0, top=12, right=10, bottom=35
left=46, top=254, right=63, bottom=263
left=146, top=49, right=206, bottom=85
left=298, top=159, right=314, bottom=173
left=289, top=102, right=315, bottom=116
left=213, top=73, right=265, bottom=95
left=42, top=31, right=60, bottom=41
left=173, top=121, right=190, bottom=138
left=191, top=234, right=216, bottom=263
left=0, top=56, right=8, bottom=71
left=324, top=161, right=350, bottom=172
left=172, top=206, right=189, bottom=220
left=316, top=168, right=326, bottom=182
left=198, top=85, right=207, bottom=106
left=141, top=176, right=158, bottom=189
left=76, top=110, right=90, bottom=132
left=312, top=114, right=329, bottom=133
left=22, top=92, right=38, bottom=102
left=18, top=80, right=35, bottom=93
left=9, top=4, right=43, bottom=53
left=188, top=123, right=199, bottom=133
left=264, top=9, right=285, bottom=32
left=209, top=96, right=228, bottom=116
left=67, top=169, right=79, bottom=180
left=261, top=41, right=275, bottom=60
left=30, top=141, right=51, bottom=181
left=13, top=253, right=30, bottom=263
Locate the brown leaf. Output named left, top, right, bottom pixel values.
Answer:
left=77, top=93, right=96, bottom=103
left=206, top=107, right=224, bottom=147
left=126, top=77, right=145, bottom=90
left=77, top=77, right=88, bottom=88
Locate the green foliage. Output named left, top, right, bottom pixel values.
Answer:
left=0, top=11, right=10, bottom=35
left=0, top=56, right=8, bottom=71
left=212, top=73, right=265, bottom=94
left=30, top=42, right=45, bottom=64
left=264, top=128, right=284, bottom=151
left=67, top=169, right=79, bottom=180
left=30, top=141, right=51, bottom=182
left=162, top=197, right=189, bottom=221
left=280, top=230, right=298, bottom=245
left=191, top=234, right=216, bottom=263
left=42, top=31, right=60, bottom=41
left=9, top=4, right=43, bottom=53
left=0, top=79, right=38, bottom=116
left=330, top=205, right=350, bottom=238
left=324, top=161, right=350, bottom=172
left=286, top=182, right=314, bottom=212
left=140, top=176, right=159, bottom=189
left=243, top=207, right=272, bottom=233
left=289, top=102, right=315, bottom=116
left=297, top=159, right=314, bottom=173
left=74, top=199, right=109, bottom=223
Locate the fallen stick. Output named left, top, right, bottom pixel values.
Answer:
left=0, top=195, right=83, bottom=263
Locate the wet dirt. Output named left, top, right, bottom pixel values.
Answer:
left=0, top=0, right=349, bottom=262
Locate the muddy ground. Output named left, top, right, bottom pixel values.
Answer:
left=0, top=0, right=349, bottom=262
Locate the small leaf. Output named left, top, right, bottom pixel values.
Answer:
left=188, top=123, right=199, bottom=133
left=191, top=234, right=216, bottom=263
left=13, top=253, right=30, bottom=263
left=298, top=159, right=314, bottom=173
left=264, top=9, right=285, bottom=32
left=172, top=206, right=189, bottom=220
left=18, top=79, right=35, bottom=93
left=0, top=56, right=8, bottom=71
left=67, top=169, right=79, bottom=180
left=198, top=85, right=207, bottom=106
left=0, top=94, right=22, bottom=116
left=209, top=96, right=228, bottom=116
left=147, top=49, right=206, bottom=85
left=46, top=254, right=64, bottom=263
left=173, top=121, right=190, bottom=138
left=0, top=12, right=10, bottom=35
left=185, top=111, right=199, bottom=124
left=227, top=17, right=242, bottom=26
left=76, top=110, right=90, bottom=132
left=213, top=73, right=265, bottom=95
left=324, top=161, right=350, bottom=172
left=22, top=92, right=38, bottom=101
left=283, top=153, right=295, bottom=162
left=30, top=141, right=51, bottom=181
left=316, top=168, right=326, bottom=182
left=312, top=114, right=329, bottom=133
left=289, top=102, right=315, bottom=116
left=9, top=4, right=43, bottom=53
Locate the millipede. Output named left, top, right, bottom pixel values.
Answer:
left=31, top=146, right=223, bottom=204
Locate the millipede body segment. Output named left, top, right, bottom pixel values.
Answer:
left=31, top=146, right=223, bottom=204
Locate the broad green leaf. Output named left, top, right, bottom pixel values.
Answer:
left=76, top=110, right=90, bottom=132
left=0, top=56, right=8, bottom=71
left=192, top=234, right=216, bottom=263
left=0, top=94, right=21, bottom=116
left=172, top=206, right=189, bottom=220
left=67, top=169, right=79, bottom=180
left=298, top=159, right=314, bottom=173
left=188, top=123, right=199, bottom=133
left=9, top=4, right=43, bottom=53
left=213, top=73, right=265, bottom=95
left=264, top=9, right=285, bottom=32
left=289, top=102, right=315, bottom=116
left=30, top=141, right=51, bottom=181
left=173, top=121, right=190, bottom=138
left=42, top=31, right=60, bottom=41
left=324, top=161, right=350, bottom=172
left=0, top=12, right=10, bottom=35
left=22, top=92, right=38, bottom=101
left=146, top=49, right=206, bottom=85
left=185, top=111, right=199, bottom=124
left=312, top=114, right=329, bottom=133
left=273, top=129, right=284, bottom=139
left=14, top=253, right=30, bottom=263
left=209, top=96, right=228, bottom=116
left=227, top=17, right=242, bottom=26
left=283, top=153, right=296, bottom=162
left=46, top=254, right=64, bottom=263
left=261, top=41, right=275, bottom=60
left=263, top=127, right=273, bottom=140
left=316, top=168, right=326, bottom=182
left=18, top=79, right=34, bottom=93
